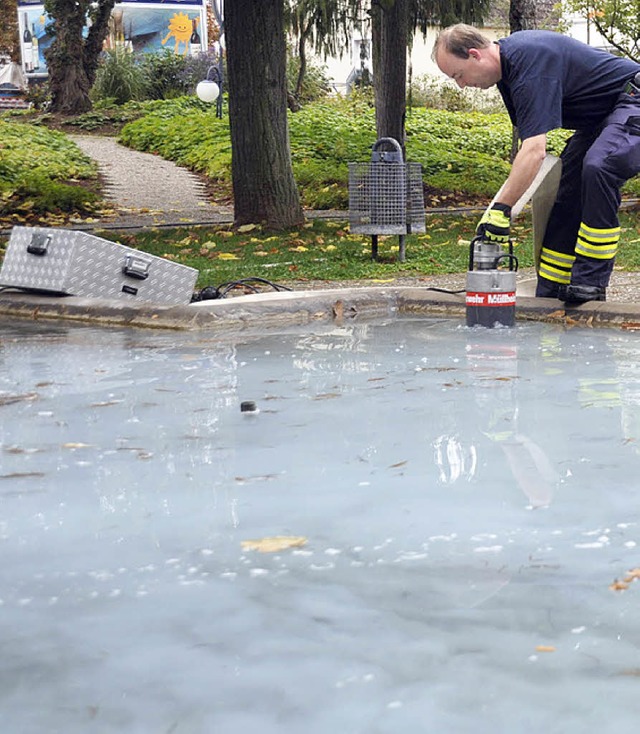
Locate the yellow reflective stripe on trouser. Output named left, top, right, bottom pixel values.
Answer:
left=537, top=247, right=574, bottom=284
left=575, top=222, right=620, bottom=260
left=578, top=378, right=621, bottom=409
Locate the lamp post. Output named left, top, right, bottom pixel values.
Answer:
left=196, top=0, right=224, bottom=118
left=196, top=65, right=222, bottom=107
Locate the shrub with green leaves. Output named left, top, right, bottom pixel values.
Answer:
left=91, top=49, right=148, bottom=105
left=409, top=74, right=505, bottom=114
left=118, top=96, right=566, bottom=210
left=287, top=49, right=332, bottom=105
left=138, top=50, right=191, bottom=100
left=0, top=120, right=100, bottom=216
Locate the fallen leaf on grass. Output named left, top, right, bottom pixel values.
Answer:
left=241, top=536, right=307, bottom=553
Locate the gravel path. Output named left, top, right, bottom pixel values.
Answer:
left=70, top=134, right=234, bottom=228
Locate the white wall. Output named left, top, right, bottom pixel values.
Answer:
left=318, top=26, right=507, bottom=93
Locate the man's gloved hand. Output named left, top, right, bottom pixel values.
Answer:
left=476, top=202, right=512, bottom=244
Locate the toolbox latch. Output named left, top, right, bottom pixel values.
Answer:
left=27, top=233, right=52, bottom=256
left=122, top=255, right=150, bottom=280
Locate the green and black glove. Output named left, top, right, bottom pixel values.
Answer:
left=476, top=203, right=512, bottom=244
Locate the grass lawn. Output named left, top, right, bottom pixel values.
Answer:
left=89, top=208, right=640, bottom=291
left=92, top=214, right=526, bottom=291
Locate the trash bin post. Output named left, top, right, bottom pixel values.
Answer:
left=348, top=137, right=425, bottom=263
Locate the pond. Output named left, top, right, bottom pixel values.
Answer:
left=2, top=317, right=640, bottom=733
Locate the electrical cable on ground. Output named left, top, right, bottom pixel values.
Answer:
left=191, top=277, right=293, bottom=301
left=424, top=287, right=466, bottom=294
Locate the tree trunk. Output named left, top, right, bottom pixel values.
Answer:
left=509, top=0, right=538, bottom=32
left=0, top=0, right=20, bottom=62
left=44, top=0, right=115, bottom=115
left=371, top=0, right=408, bottom=156
left=225, top=0, right=304, bottom=229
left=508, top=0, right=538, bottom=160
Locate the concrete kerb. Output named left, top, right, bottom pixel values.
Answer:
left=2, top=287, right=640, bottom=333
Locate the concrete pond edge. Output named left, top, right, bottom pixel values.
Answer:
left=2, top=287, right=640, bottom=333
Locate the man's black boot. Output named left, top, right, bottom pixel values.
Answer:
left=559, top=284, right=606, bottom=305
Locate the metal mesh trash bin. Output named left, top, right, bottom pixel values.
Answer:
left=348, top=137, right=425, bottom=262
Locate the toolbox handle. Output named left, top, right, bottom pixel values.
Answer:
left=122, top=255, right=150, bottom=280
left=27, top=233, right=53, bottom=256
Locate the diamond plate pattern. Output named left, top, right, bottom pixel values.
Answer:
left=0, top=227, right=198, bottom=306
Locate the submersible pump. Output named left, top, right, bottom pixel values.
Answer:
left=465, top=236, right=518, bottom=328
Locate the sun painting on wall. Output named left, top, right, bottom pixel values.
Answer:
left=162, top=12, right=197, bottom=55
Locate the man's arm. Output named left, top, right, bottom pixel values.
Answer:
left=494, top=133, right=548, bottom=207
left=475, top=133, right=548, bottom=244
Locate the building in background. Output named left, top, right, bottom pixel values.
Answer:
left=17, top=0, right=208, bottom=78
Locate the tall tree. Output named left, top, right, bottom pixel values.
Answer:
left=44, top=0, right=116, bottom=114
left=373, top=0, right=490, bottom=156
left=225, top=0, right=305, bottom=228
left=509, top=0, right=537, bottom=31
left=0, top=0, right=20, bottom=62
left=507, top=0, right=540, bottom=160
left=562, top=0, right=640, bottom=61
left=285, top=1, right=351, bottom=109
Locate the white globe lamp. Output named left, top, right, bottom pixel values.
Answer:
left=196, top=79, right=220, bottom=104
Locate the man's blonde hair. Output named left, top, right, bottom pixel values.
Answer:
left=432, top=24, right=492, bottom=61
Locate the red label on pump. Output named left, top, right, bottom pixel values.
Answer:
left=466, top=291, right=516, bottom=307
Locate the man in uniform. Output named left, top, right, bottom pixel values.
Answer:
left=432, top=24, right=640, bottom=304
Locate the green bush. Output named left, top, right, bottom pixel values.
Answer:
left=91, top=48, right=226, bottom=106
left=409, top=74, right=505, bottom=113
left=0, top=120, right=100, bottom=216
left=138, top=50, right=191, bottom=100
left=92, top=49, right=148, bottom=105
left=287, top=50, right=332, bottom=105
left=116, top=97, right=523, bottom=208
left=0, top=171, right=100, bottom=216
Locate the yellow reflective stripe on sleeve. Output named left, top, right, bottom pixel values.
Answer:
left=575, top=222, right=620, bottom=260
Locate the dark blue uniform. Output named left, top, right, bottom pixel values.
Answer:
left=496, top=31, right=640, bottom=296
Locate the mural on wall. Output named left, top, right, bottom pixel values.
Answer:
left=17, top=1, right=207, bottom=76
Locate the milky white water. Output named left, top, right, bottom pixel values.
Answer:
left=2, top=317, right=640, bottom=733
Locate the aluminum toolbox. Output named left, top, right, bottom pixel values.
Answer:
left=0, top=226, right=198, bottom=305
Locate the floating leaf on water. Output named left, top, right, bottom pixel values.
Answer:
left=3, top=446, right=40, bottom=455
left=389, top=460, right=408, bottom=469
left=241, top=536, right=307, bottom=553
left=535, top=645, right=556, bottom=653
left=0, top=392, right=38, bottom=406
left=610, top=580, right=630, bottom=591
left=62, top=442, right=93, bottom=449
